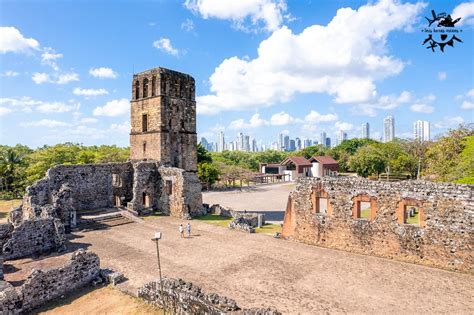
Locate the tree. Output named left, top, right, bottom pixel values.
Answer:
left=329, top=138, right=377, bottom=171
left=348, top=145, right=385, bottom=177
left=197, top=144, right=212, bottom=164
left=197, top=162, right=220, bottom=189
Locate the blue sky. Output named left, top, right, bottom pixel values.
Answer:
left=0, top=0, right=473, bottom=148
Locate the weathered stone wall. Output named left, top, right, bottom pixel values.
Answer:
left=130, top=67, right=198, bottom=172
left=2, top=218, right=65, bottom=260
left=0, top=249, right=99, bottom=313
left=282, top=177, right=474, bottom=272
left=138, top=278, right=280, bottom=315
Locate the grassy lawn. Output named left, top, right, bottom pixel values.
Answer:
left=255, top=223, right=281, bottom=235
left=194, top=213, right=233, bottom=227
left=406, top=211, right=420, bottom=225
left=0, top=199, right=21, bottom=223
left=360, top=208, right=371, bottom=219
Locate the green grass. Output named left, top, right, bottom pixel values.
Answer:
left=405, top=208, right=420, bottom=225
left=255, top=223, right=281, bottom=235
left=360, top=208, right=371, bottom=219
left=194, top=214, right=233, bottom=227
left=0, top=199, right=22, bottom=223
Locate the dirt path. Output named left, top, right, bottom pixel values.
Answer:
left=69, top=216, right=474, bottom=314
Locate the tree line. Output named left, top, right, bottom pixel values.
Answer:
left=0, top=125, right=472, bottom=199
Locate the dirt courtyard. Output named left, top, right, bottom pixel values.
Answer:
left=68, top=215, right=474, bottom=314
left=202, top=183, right=294, bottom=222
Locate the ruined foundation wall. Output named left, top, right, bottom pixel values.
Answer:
left=2, top=218, right=65, bottom=260
left=138, top=278, right=280, bottom=315
left=0, top=250, right=99, bottom=313
left=282, top=177, right=473, bottom=272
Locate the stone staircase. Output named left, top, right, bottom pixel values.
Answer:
left=77, top=208, right=141, bottom=230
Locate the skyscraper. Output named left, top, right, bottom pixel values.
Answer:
left=337, top=130, right=348, bottom=145
left=237, top=132, right=244, bottom=151
left=361, top=122, right=370, bottom=139
left=289, top=139, right=296, bottom=151
left=325, top=137, right=331, bottom=148
left=278, top=133, right=284, bottom=151
left=303, top=139, right=312, bottom=148
left=383, top=116, right=395, bottom=143
left=413, top=120, right=430, bottom=142
left=295, top=137, right=302, bottom=151
left=320, top=132, right=327, bottom=147
left=244, top=135, right=250, bottom=151
left=284, top=135, right=290, bottom=151
left=217, top=131, right=225, bottom=152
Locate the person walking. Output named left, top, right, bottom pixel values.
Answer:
left=179, top=224, right=184, bottom=238
left=186, top=223, right=191, bottom=238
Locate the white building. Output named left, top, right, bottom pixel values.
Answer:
left=337, top=130, right=348, bottom=145
left=383, top=116, right=395, bottom=143
left=320, top=132, right=327, bottom=147
left=413, top=120, right=430, bottom=142
left=361, top=123, right=370, bottom=139
left=217, top=131, right=225, bottom=152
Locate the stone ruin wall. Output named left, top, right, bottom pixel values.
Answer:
left=138, top=278, right=280, bottom=315
left=0, top=249, right=99, bottom=313
left=282, top=177, right=473, bottom=272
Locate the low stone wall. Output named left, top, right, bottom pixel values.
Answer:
left=2, top=218, right=65, bottom=260
left=138, top=278, right=280, bottom=315
left=282, top=177, right=474, bottom=272
left=206, top=204, right=265, bottom=233
left=0, top=249, right=100, bottom=313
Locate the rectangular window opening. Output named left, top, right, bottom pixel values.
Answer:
left=359, top=201, right=371, bottom=219
left=318, top=197, right=328, bottom=215
left=404, top=205, right=420, bottom=225
left=142, top=114, right=148, bottom=132
left=166, top=180, right=173, bottom=195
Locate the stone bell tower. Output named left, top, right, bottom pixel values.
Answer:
left=130, top=67, right=197, bottom=172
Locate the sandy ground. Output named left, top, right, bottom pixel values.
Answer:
left=67, top=216, right=474, bottom=314
left=202, top=183, right=294, bottom=221
left=36, top=286, right=163, bottom=315
left=0, top=199, right=21, bottom=223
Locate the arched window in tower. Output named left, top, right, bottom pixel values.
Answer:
left=151, top=76, right=156, bottom=96
left=143, top=78, right=149, bottom=98
left=135, top=80, right=140, bottom=100
left=142, top=114, right=148, bottom=132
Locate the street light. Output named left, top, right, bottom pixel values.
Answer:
left=151, top=232, right=164, bottom=308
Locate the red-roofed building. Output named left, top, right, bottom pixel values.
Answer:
left=309, top=156, right=339, bottom=177
left=280, top=156, right=312, bottom=180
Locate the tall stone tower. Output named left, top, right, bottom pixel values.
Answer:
left=130, top=67, right=197, bottom=172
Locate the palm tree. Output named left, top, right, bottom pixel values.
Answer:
left=0, top=149, right=22, bottom=192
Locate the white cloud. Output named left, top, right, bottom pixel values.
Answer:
left=184, top=0, right=287, bottom=32
left=181, top=18, right=195, bottom=31
left=153, top=38, right=180, bottom=56
left=438, top=71, right=447, bottom=81
left=229, top=113, right=269, bottom=130
left=334, top=121, right=353, bottom=131
left=197, top=0, right=425, bottom=114
left=270, top=111, right=299, bottom=126
left=93, top=98, right=129, bottom=117
left=434, top=116, right=464, bottom=129
left=80, top=117, right=99, bottom=124
left=110, top=121, right=130, bottom=134
left=73, top=87, right=109, bottom=97
left=41, top=47, right=63, bottom=70
left=304, top=110, right=338, bottom=123
left=452, top=2, right=474, bottom=26
left=0, top=107, right=12, bottom=116
left=89, top=67, right=118, bottom=79
left=20, top=119, right=68, bottom=128
left=0, top=97, right=78, bottom=114
left=1, top=70, right=20, bottom=77
left=32, top=72, right=79, bottom=85
left=0, top=26, right=39, bottom=54
left=461, top=101, right=474, bottom=109
left=410, top=103, right=434, bottom=113
left=352, top=90, right=412, bottom=117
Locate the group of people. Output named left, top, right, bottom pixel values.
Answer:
left=179, top=223, right=191, bottom=238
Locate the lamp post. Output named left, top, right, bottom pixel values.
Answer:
left=151, top=231, right=164, bottom=310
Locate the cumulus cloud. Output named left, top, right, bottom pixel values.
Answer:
left=73, top=87, right=109, bottom=97
left=452, top=2, right=474, bottom=26
left=0, top=26, right=40, bottom=54
left=304, top=110, right=338, bottom=123
left=352, top=90, right=412, bottom=117
left=93, top=98, right=129, bottom=117
left=197, top=0, right=426, bottom=114
left=181, top=18, right=195, bottom=32
left=20, top=119, right=68, bottom=128
left=0, top=107, right=12, bottom=116
left=80, top=117, right=99, bottom=124
left=184, top=0, right=288, bottom=32
left=153, top=38, right=180, bottom=56
left=0, top=97, right=78, bottom=114
left=32, top=72, right=79, bottom=85
left=270, top=111, right=299, bottom=126
left=334, top=121, right=354, bottom=131
left=410, top=103, right=434, bottom=113
left=434, top=116, right=464, bottom=129
left=456, top=88, right=474, bottom=110
left=438, top=71, right=447, bottom=81
left=41, top=47, right=63, bottom=71
left=1, top=70, right=20, bottom=77
left=89, top=67, right=118, bottom=79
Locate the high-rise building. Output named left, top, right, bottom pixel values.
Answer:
left=303, top=139, right=312, bottom=148
left=217, top=131, right=225, bottom=152
left=251, top=137, right=258, bottom=152
left=320, top=132, right=327, bottom=147
left=295, top=137, right=302, bottom=151
left=244, top=135, right=250, bottom=151
left=337, top=130, right=348, bottom=145
left=383, top=116, right=395, bottom=143
left=278, top=133, right=284, bottom=151
left=325, top=137, right=331, bottom=148
left=284, top=135, right=290, bottom=151
left=361, top=123, right=370, bottom=139
left=289, top=139, right=296, bottom=151
left=200, top=137, right=210, bottom=151
left=413, top=120, right=430, bottom=142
